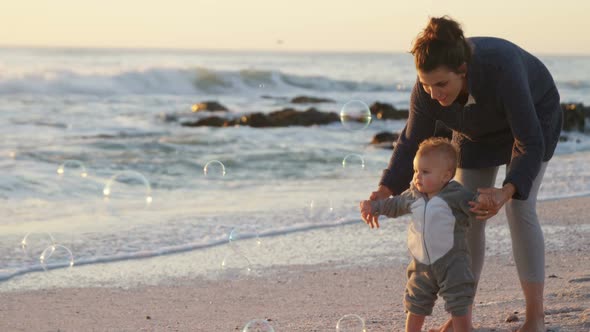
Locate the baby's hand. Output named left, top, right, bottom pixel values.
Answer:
left=359, top=200, right=380, bottom=229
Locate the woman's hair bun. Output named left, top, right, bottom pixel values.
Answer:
left=423, top=16, right=465, bottom=44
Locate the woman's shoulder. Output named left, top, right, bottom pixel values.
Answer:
left=467, top=37, right=531, bottom=91
left=470, top=37, right=521, bottom=62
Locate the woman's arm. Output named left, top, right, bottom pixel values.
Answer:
left=378, top=79, right=437, bottom=195
left=497, top=56, right=545, bottom=200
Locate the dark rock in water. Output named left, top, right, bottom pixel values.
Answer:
left=371, top=131, right=399, bottom=149
left=559, top=135, right=582, bottom=143
left=562, top=103, right=586, bottom=132
left=239, top=112, right=273, bottom=127
left=261, top=95, right=288, bottom=100
left=370, top=123, right=451, bottom=150
left=372, top=131, right=399, bottom=145
left=182, top=116, right=228, bottom=127
left=265, top=108, right=339, bottom=127
left=181, top=108, right=339, bottom=128
left=291, top=96, right=335, bottom=104
left=368, top=101, right=590, bottom=134
left=370, top=102, right=408, bottom=120
left=191, top=101, right=229, bottom=112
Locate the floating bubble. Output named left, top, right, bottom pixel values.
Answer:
left=40, top=244, right=74, bottom=271
left=103, top=170, right=153, bottom=206
left=57, top=160, right=88, bottom=178
left=340, top=100, right=372, bottom=130
left=336, top=314, right=366, bottom=332
left=304, top=198, right=337, bottom=222
left=228, top=226, right=262, bottom=253
left=204, top=160, right=226, bottom=178
left=342, top=154, right=366, bottom=170
left=220, top=251, right=252, bottom=280
left=56, top=160, right=91, bottom=200
left=243, top=319, right=275, bottom=332
left=21, top=232, right=56, bottom=261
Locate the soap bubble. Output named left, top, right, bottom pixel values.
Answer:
left=220, top=251, right=252, bottom=280
left=204, top=160, right=226, bottom=178
left=103, top=170, right=153, bottom=207
left=336, top=314, right=366, bottom=332
left=304, top=198, right=338, bottom=222
left=243, top=319, right=275, bottom=332
left=342, top=154, right=366, bottom=170
left=21, top=232, right=56, bottom=261
left=56, top=160, right=91, bottom=199
left=228, top=226, right=262, bottom=253
left=340, top=100, right=372, bottom=130
left=40, top=244, right=74, bottom=271
left=57, top=160, right=88, bottom=178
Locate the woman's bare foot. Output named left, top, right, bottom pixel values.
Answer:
left=516, top=319, right=545, bottom=332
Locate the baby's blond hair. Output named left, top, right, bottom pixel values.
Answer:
left=416, top=137, right=459, bottom=177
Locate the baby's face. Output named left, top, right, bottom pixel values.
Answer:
left=412, top=153, right=451, bottom=197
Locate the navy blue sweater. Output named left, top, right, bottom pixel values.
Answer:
left=380, top=37, right=563, bottom=200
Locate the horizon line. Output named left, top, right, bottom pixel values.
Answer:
left=1, top=43, right=589, bottom=57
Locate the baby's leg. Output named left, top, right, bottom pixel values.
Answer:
left=404, top=260, right=438, bottom=331
left=450, top=305, right=472, bottom=332
left=438, top=253, right=475, bottom=332
left=406, top=312, right=426, bottom=332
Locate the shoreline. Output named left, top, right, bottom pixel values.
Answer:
left=1, top=197, right=589, bottom=331
left=1, top=252, right=588, bottom=331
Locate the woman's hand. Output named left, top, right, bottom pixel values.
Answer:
left=469, top=183, right=516, bottom=220
left=369, top=185, right=393, bottom=201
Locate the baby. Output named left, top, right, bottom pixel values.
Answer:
left=360, top=137, right=487, bottom=332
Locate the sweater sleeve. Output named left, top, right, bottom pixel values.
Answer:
left=379, top=78, right=436, bottom=195
left=497, top=57, right=544, bottom=200
left=370, top=189, right=415, bottom=218
left=457, top=191, right=479, bottom=221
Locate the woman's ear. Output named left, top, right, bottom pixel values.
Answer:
left=458, top=62, right=468, bottom=76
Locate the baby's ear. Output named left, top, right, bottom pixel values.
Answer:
left=444, top=170, right=453, bottom=182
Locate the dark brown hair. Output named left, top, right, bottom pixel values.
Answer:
left=416, top=137, right=459, bottom=177
left=411, top=16, right=471, bottom=73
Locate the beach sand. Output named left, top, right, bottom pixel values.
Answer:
left=1, top=197, right=589, bottom=331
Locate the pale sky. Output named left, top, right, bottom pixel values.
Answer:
left=1, top=0, right=589, bottom=54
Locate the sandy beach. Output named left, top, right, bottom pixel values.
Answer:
left=1, top=197, right=589, bottom=331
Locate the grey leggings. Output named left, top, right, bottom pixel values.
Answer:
left=455, top=162, right=548, bottom=283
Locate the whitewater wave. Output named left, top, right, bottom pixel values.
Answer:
left=0, top=67, right=398, bottom=96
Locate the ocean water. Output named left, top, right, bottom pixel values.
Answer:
left=1, top=47, right=590, bottom=286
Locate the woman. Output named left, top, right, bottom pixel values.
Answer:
left=369, top=16, right=563, bottom=332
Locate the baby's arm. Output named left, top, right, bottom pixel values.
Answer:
left=359, top=190, right=413, bottom=229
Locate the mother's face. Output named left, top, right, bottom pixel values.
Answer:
left=417, top=66, right=466, bottom=107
